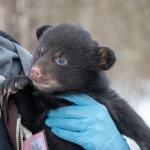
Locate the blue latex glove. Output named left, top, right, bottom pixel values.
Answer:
left=45, top=94, right=130, bottom=150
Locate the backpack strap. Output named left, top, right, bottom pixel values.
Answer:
left=2, top=95, right=19, bottom=150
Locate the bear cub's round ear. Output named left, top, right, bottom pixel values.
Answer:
left=36, top=25, right=53, bottom=40
left=98, top=47, right=116, bottom=70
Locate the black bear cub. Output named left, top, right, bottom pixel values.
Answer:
left=0, top=23, right=150, bottom=150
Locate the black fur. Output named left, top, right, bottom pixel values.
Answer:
left=0, top=23, right=150, bottom=150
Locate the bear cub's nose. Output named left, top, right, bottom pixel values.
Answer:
left=30, top=67, right=42, bottom=80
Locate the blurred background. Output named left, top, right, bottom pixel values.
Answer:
left=0, top=0, right=150, bottom=149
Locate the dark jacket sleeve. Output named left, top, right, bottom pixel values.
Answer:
left=0, top=117, right=13, bottom=150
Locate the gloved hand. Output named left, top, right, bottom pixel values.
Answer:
left=45, top=94, right=130, bottom=150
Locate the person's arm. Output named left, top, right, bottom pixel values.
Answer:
left=45, top=94, right=130, bottom=150
left=0, top=31, right=22, bottom=150
left=0, top=31, right=33, bottom=150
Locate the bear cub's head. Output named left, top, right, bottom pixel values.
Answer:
left=30, top=23, right=116, bottom=93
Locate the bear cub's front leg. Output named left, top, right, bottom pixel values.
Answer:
left=0, top=75, right=33, bottom=95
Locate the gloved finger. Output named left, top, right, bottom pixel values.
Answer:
left=51, top=127, right=98, bottom=150
left=47, top=105, right=94, bottom=119
left=51, top=127, right=85, bottom=147
left=58, top=94, right=98, bottom=105
left=47, top=104, right=107, bottom=119
left=45, top=117, right=94, bottom=132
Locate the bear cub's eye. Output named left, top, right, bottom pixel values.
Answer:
left=55, top=58, right=67, bottom=66
left=37, top=48, right=44, bottom=59
left=37, top=51, right=41, bottom=58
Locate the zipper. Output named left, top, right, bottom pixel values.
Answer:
left=19, top=123, right=24, bottom=150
